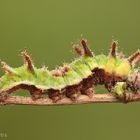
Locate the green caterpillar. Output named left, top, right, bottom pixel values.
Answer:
left=0, top=39, right=139, bottom=102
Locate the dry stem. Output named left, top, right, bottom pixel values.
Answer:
left=1, top=92, right=140, bottom=106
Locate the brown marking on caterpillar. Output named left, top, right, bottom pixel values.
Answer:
left=1, top=61, right=16, bottom=75
left=128, top=50, right=140, bottom=66
left=51, top=65, right=70, bottom=77
left=60, top=65, right=71, bottom=76
left=104, top=73, right=125, bottom=91
left=0, top=84, right=45, bottom=101
left=92, top=68, right=105, bottom=85
left=81, top=39, right=93, bottom=57
left=63, top=75, right=95, bottom=101
left=21, top=50, right=35, bottom=73
left=110, top=41, right=118, bottom=58
left=92, top=68, right=124, bottom=91
left=64, top=69, right=124, bottom=101
left=63, top=68, right=124, bottom=102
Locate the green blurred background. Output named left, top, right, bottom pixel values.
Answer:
left=0, top=0, right=140, bottom=140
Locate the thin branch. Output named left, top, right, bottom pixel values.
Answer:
left=1, top=93, right=140, bottom=106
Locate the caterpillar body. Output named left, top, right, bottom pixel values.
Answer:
left=0, top=39, right=140, bottom=102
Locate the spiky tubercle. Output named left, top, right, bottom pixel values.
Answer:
left=0, top=39, right=139, bottom=102
left=110, top=41, right=118, bottom=58
left=21, top=50, right=35, bottom=73
left=128, top=50, right=140, bottom=67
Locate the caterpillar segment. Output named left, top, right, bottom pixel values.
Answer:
left=0, top=39, right=139, bottom=103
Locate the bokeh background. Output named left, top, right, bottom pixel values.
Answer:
left=0, top=0, right=140, bottom=140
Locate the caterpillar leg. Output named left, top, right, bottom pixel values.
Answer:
left=81, top=76, right=94, bottom=98
left=30, top=88, right=43, bottom=101
left=48, top=89, right=62, bottom=103
left=0, top=91, right=9, bottom=104
left=81, top=87, right=94, bottom=98
left=65, top=85, right=81, bottom=101
left=112, top=82, right=133, bottom=103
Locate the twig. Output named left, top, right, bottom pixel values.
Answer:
left=1, top=93, right=140, bottom=106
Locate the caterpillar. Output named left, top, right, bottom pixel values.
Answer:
left=0, top=39, right=139, bottom=103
